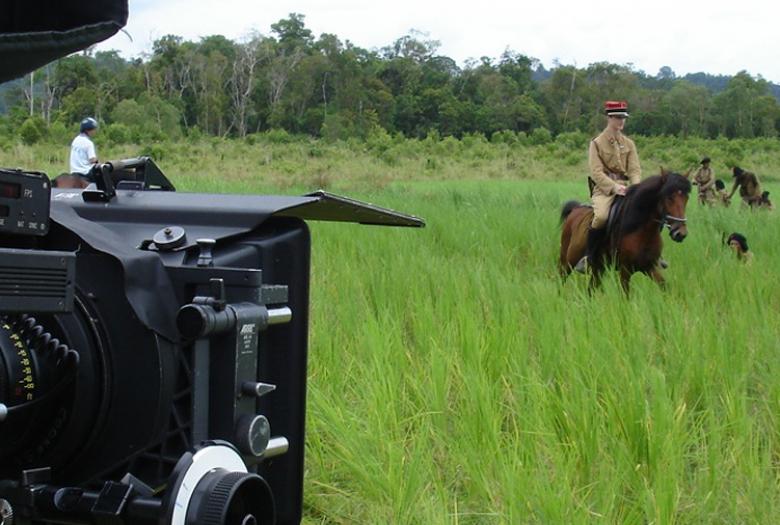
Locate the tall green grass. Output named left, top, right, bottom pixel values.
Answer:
left=303, top=181, right=780, bottom=524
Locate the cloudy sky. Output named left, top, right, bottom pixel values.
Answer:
left=98, top=0, right=779, bottom=82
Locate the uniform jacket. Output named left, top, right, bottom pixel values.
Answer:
left=694, top=166, right=714, bottom=191
left=588, top=130, right=641, bottom=195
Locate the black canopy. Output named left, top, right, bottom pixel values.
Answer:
left=0, top=0, right=127, bottom=83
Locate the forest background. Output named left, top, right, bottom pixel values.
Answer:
left=1, top=13, right=780, bottom=147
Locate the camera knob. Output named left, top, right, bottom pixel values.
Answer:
left=196, top=239, right=216, bottom=267
left=234, top=415, right=270, bottom=457
left=0, top=499, right=13, bottom=525
left=184, top=470, right=274, bottom=525
left=153, top=226, right=186, bottom=251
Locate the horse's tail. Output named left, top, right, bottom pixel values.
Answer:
left=560, top=200, right=581, bottom=223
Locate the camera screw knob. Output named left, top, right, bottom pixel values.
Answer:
left=153, top=225, right=187, bottom=251
left=234, top=415, right=271, bottom=457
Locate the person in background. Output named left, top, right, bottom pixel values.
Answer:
left=726, top=232, right=752, bottom=263
left=69, top=117, right=99, bottom=182
left=715, top=179, right=731, bottom=206
left=574, top=100, right=641, bottom=273
left=728, top=166, right=762, bottom=207
left=693, top=157, right=716, bottom=205
left=759, top=191, right=773, bottom=210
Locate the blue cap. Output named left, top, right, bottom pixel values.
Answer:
left=80, top=117, right=98, bottom=133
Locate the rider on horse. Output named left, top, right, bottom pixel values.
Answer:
left=69, top=117, right=99, bottom=183
left=574, top=100, right=642, bottom=273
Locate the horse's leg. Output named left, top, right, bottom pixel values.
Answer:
left=646, top=266, right=667, bottom=290
left=559, top=231, right=572, bottom=279
left=619, top=267, right=632, bottom=295
left=588, top=265, right=604, bottom=292
left=559, top=211, right=584, bottom=280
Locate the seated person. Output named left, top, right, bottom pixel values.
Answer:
left=69, top=117, right=99, bottom=182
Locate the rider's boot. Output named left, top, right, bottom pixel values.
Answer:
left=574, top=227, right=606, bottom=274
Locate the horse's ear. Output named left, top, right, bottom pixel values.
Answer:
left=659, top=166, right=668, bottom=176
left=659, top=167, right=668, bottom=181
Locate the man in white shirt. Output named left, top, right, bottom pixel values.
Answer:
left=69, top=117, right=99, bottom=180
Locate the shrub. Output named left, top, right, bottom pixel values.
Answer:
left=366, top=126, right=393, bottom=153
left=461, top=132, right=487, bottom=148
left=47, top=121, right=71, bottom=145
left=555, top=131, right=589, bottom=149
left=490, top=130, right=518, bottom=145
left=104, top=123, right=131, bottom=144
left=530, top=127, right=553, bottom=145
left=111, top=95, right=182, bottom=141
left=263, top=128, right=295, bottom=144
left=187, top=126, right=204, bottom=143
left=19, top=116, right=46, bottom=145
left=140, top=143, right=167, bottom=162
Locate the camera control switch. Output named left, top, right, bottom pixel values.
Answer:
left=234, top=414, right=271, bottom=457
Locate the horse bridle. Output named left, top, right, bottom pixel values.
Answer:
left=656, top=213, right=687, bottom=231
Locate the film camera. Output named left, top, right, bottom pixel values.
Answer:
left=0, top=161, right=421, bottom=525
left=0, top=4, right=424, bottom=524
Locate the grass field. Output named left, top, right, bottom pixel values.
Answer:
left=301, top=180, right=780, bottom=524
left=4, top=137, right=780, bottom=523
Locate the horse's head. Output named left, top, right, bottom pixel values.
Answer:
left=659, top=171, right=691, bottom=242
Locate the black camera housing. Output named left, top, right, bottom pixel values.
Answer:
left=0, top=161, right=422, bottom=525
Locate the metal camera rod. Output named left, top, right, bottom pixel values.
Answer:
left=176, top=274, right=292, bottom=457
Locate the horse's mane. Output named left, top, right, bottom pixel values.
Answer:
left=620, top=173, right=691, bottom=234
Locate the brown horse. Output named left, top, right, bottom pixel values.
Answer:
left=559, top=171, right=691, bottom=292
left=51, top=173, right=90, bottom=189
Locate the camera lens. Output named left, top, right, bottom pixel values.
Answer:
left=0, top=316, right=74, bottom=462
left=0, top=319, right=41, bottom=409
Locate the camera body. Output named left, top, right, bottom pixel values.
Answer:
left=0, top=159, right=423, bottom=524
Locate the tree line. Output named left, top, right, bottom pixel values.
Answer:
left=2, top=13, right=779, bottom=144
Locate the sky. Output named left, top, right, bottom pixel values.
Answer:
left=97, top=0, right=780, bottom=83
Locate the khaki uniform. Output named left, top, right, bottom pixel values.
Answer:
left=694, top=166, right=716, bottom=204
left=588, top=130, right=641, bottom=228
left=731, top=171, right=762, bottom=205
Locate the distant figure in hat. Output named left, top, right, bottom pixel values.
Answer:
left=574, top=100, right=642, bottom=273
left=69, top=117, right=99, bottom=182
left=728, top=166, right=763, bottom=207
left=693, top=157, right=716, bottom=205
left=726, top=232, right=752, bottom=263
left=714, top=179, right=731, bottom=207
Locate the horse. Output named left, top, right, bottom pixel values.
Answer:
left=559, top=170, right=691, bottom=292
left=51, top=173, right=90, bottom=189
